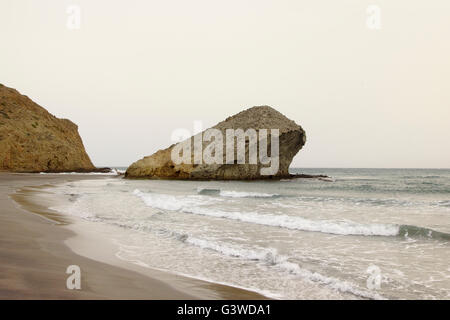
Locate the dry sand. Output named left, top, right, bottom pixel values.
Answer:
left=0, top=173, right=265, bottom=299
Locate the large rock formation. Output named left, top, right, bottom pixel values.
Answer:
left=0, top=84, right=96, bottom=172
left=126, top=106, right=306, bottom=180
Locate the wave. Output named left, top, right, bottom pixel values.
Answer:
left=436, top=200, right=450, bottom=207
left=219, top=190, right=280, bottom=198
left=197, top=188, right=221, bottom=196
left=39, top=169, right=121, bottom=175
left=277, top=194, right=450, bottom=209
left=197, top=188, right=280, bottom=198
left=133, top=189, right=450, bottom=240
left=398, top=225, right=450, bottom=241
left=60, top=197, right=379, bottom=299
left=182, top=236, right=384, bottom=300
left=133, top=189, right=215, bottom=211
left=133, top=189, right=398, bottom=236
left=401, top=175, right=441, bottom=179
left=185, top=208, right=401, bottom=236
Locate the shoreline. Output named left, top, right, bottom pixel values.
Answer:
left=0, top=173, right=266, bottom=299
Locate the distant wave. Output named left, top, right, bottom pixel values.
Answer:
left=436, top=200, right=450, bottom=207
left=39, top=168, right=122, bottom=175
left=197, top=188, right=221, bottom=196
left=401, top=175, right=441, bottom=179
left=197, top=187, right=280, bottom=198
left=220, top=190, right=281, bottom=198
left=133, top=189, right=450, bottom=240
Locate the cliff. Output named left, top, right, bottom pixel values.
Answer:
left=0, top=84, right=96, bottom=172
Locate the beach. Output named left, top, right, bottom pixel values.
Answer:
left=0, top=173, right=264, bottom=300
left=1, top=169, right=449, bottom=300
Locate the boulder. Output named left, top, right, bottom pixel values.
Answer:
left=0, top=84, right=96, bottom=172
left=126, top=106, right=306, bottom=180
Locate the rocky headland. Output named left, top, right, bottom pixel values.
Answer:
left=0, top=84, right=105, bottom=173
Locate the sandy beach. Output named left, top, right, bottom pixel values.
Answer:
left=0, top=173, right=264, bottom=300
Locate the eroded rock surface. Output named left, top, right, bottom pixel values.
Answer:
left=126, top=106, right=306, bottom=180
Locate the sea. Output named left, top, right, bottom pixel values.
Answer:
left=40, top=168, right=450, bottom=299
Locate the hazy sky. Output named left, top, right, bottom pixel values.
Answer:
left=1, top=0, right=449, bottom=168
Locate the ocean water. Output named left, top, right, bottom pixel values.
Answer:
left=43, top=168, right=450, bottom=299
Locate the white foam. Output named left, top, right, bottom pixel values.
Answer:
left=219, top=190, right=279, bottom=198
left=184, top=236, right=384, bottom=300
left=189, top=208, right=400, bottom=236
left=132, top=189, right=218, bottom=211
left=38, top=170, right=120, bottom=175
left=196, top=187, right=279, bottom=198
left=113, top=241, right=282, bottom=299
left=133, top=189, right=400, bottom=237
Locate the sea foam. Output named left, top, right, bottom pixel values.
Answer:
left=197, top=187, right=279, bottom=198
left=133, top=189, right=400, bottom=237
left=183, top=236, right=384, bottom=300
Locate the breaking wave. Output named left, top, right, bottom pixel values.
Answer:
left=398, top=225, right=450, bottom=240
left=197, top=188, right=280, bottom=198
left=133, top=189, right=450, bottom=240
left=182, top=236, right=384, bottom=300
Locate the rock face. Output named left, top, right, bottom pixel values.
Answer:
left=126, top=106, right=306, bottom=180
left=0, top=84, right=95, bottom=172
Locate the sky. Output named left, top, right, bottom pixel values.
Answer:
left=1, top=0, right=449, bottom=168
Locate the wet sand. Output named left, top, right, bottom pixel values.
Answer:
left=0, top=173, right=265, bottom=299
